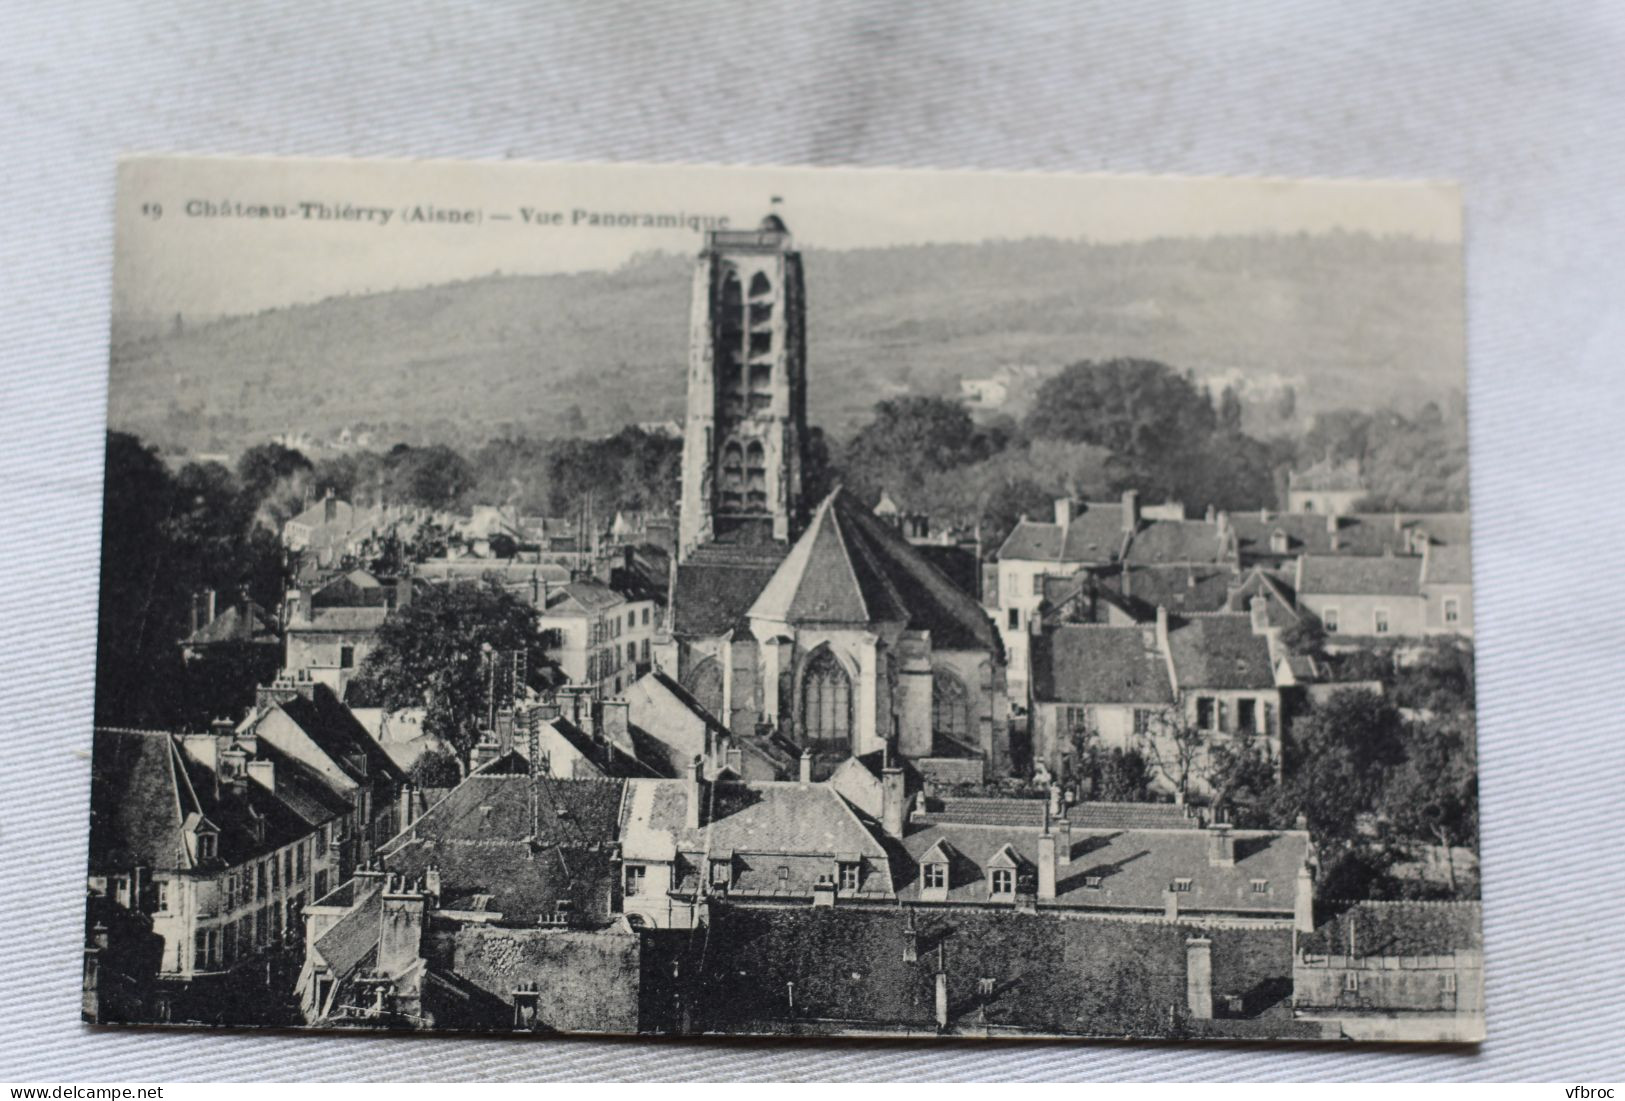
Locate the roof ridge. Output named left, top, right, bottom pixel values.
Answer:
left=823, top=495, right=875, bottom=623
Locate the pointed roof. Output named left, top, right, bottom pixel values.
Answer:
left=749, top=490, right=998, bottom=650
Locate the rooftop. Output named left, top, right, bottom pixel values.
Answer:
left=1166, top=614, right=1276, bottom=690
left=1299, top=900, right=1483, bottom=958
left=1297, top=554, right=1423, bottom=597
left=997, top=502, right=1127, bottom=564
left=1030, top=624, right=1174, bottom=705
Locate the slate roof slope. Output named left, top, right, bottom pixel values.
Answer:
left=997, top=502, right=1126, bottom=564
left=1297, top=554, right=1422, bottom=596
left=91, top=727, right=318, bottom=875
left=544, top=579, right=626, bottom=615
left=1166, top=614, right=1276, bottom=690
left=295, top=606, right=391, bottom=633
left=252, top=739, right=353, bottom=826
left=89, top=728, right=192, bottom=874
left=1299, top=900, right=1482, bottom=958
left=750, top=490, right=999, bottom=651
left=700, top=904, right=1299, bottom=1037
left=1030, top=625, right=1173, bottom=704
left=314, top=882, right=383, bottom=978
left=894, top=821, right=1309, bottom=916
left=272, top=684, right=408, bottom=787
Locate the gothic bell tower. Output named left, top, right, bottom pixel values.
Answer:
left=677, top=210, right=808, bottom=561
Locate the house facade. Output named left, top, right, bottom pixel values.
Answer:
left=539, top=578, right=657, bottom=697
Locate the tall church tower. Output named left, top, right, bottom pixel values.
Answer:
left=677, top=212, right=808, bottom=562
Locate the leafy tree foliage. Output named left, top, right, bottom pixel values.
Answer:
left=407, top=747, right=464, bottom=789
left=1276, top=688, right=1407, bottom=847
left=347, top=579, right=545, bottom=765
left=840, top=396, right=1002, bottom=502
left=1024, top=359, right=1217, bottom=458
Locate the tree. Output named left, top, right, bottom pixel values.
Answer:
left=1023, top=359, right=1216, bottom=459
left=841, top=396, right=996, bottom=503
left=1381, top=715, right=1478, bottom=894
left=1141, top=715, right=1207, bottom=804
left=347, top=579, right=544, bottom=765
left=1206, top=726, right=1280, bottom=824
left=407, top=747, right=464, bottom=789
left=1218, top=385, right=1244, bottom=434
left=236, top=442, right=312, bottom=503
left=1276, top=688, right=1407, bottom=852
left=1275, top=385, right=1297, bottom=422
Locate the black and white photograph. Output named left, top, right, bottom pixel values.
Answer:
left=85, top=155, right=1482, bottom=1044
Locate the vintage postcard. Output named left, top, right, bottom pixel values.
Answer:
left=87, top=156, right=1481, bottom=1042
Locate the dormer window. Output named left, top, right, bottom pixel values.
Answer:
left=1171, top=878, right=1193, bottom=893
left=990, top=868, right=1015, bottom=896
left=1250, top=879, right=1270, bottom=894
left=195, top=830, right=217, bottom=862
left=710, top=858, right=731, bottom=887
left=839, top=862, right=860, bottom=892
left=923, top=863, right=946, bottom=891
left=1084, top=875, right=1103, bottom=889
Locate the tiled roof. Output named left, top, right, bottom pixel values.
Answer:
left=997, top=502, right=1126, bottom=564
left=1421, top=544, right=1472, bottom=585
left=1166, top=614, right=1276, bottom=690
left=1106, top=564, right=1238, bottom=614
left=1229, top=512, right=1469, bottom=562
left=1289, top=458, right=1365, bottom=492
left=544, top=579, right=627, bottom=616
left=895, top=820, right=1310, bottom=916
left=749, top=491, right=999, bottom=650
left=669, top=546, right=785, bottom=639
left=252, top=740, right=353, bottom=827
left=1298, top=900, right=1482, bottom=958
left=1123, top=520, right=1228, bottom=566
left=380, top=769, right=626, bottom=924
left=543, top=716, right=661, bottom=779
left=185, top=602, right=279, bottom=646
left=1223, top=568, right=1300, bottom=626
left=1066, top=802, right=1202, bottom=831
left=292, top=606, right=390, bottom=633
left=1297, top=554, right=1422, bottom=597
left=1030, top=625, right=1173, bottom=704
left=700, top=904, right=1299, bottom=1037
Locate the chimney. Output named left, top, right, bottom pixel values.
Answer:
left=1249, top=594, right=1269, bottom=634
left=1207, top=822, right=1235, bottom=867
left=686, top=755, right=704, bottom=831
left=324, top=488, right=337, bottom=525
left=1185, top=937, right=1213, bottom=1020
left=1163, top=886, right=1180, bottom=921
left=934, top=968, right=949, bottom=1031
left=424, top=864, right=441, bottom=902
left=205, top=588, right=217, bottom=626
left=1055, top=816, right=1072, bottom=866
left=812, top=878, right=836, bottom=907
left=798, top=747, right=813, bottom=786
left=1216, top=511, right=1230, bottom=543
left=1053, top=498, right=1073, bottom=529
left=1038, top=832, right=1057, bottom=901
left=1121, top=489, right=1140, bottom=533
left=1204, top=504, right=1216, bottom=523
left=881, top=763, right=907, bottom=837
left=378, top=877, right=427, bottom=979
left=189, top=594, right=199, bottom=639
left=1295, top=862, right=1316, bottom=933
left=398, top=784, right=416, bottom=830
left=902, top=914, right=918, bottom=962
left=725, top=745, right=743, bottom=776
left=1155, top=604, right=1169, bottom=652
left=246, top=759, right=275, bottom=793
left=1326, top=511, right=1339, bottom=535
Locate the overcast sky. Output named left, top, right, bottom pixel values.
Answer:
left=115, top=155, right=1461, bottom=320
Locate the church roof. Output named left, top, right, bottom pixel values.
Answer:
left=748, top=490, right=999, bottom=650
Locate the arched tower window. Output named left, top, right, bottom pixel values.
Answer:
left=749, top=271, right=772, bottom=298
left=932, top=670, right=971, bottom=743
left=745, top=441, right=767, bottom=511
left=720, top=441, right=745, bottom=510
left=800, top=649, right=853, bottom=754
left=684, top=658, right=725, bottom=722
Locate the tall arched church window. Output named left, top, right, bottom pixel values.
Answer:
left=748, top=271, right=772, bottom=298
left=800, top=649, right=853, bottom=753
left=932, top=670, right=971, bottom=743
left=684, top=658, right=724, bottom=722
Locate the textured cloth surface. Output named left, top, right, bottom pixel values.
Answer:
left=3, top=0, right=1623, bottom=1081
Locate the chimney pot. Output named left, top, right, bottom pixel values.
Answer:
left=799, top=748, right=813, bottom=786
left=686, top=755, right=704, bottom=831
left=1055, top=816, right=1072, bottom=866
left=1207, top=822, right=1235, bottom=867
left=1038, top=832, right=1057, bottom=901
left=1053, top=498, right=1073, bottom=529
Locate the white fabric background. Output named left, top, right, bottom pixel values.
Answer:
left=2, top=0, right=1622, bottom=1081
